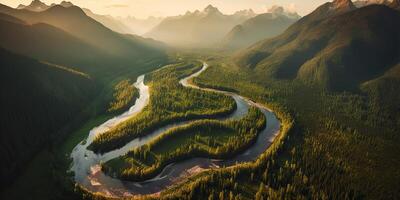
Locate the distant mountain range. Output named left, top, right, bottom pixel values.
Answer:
left=235, top=0, right=400, bottom=91
left=221, top=6, right=300, bottom=49
left=15, top=0, right=162, bottom=35
left=117, top=16, right=164, bottom=35
left=145, top=5, right=257, bottom=47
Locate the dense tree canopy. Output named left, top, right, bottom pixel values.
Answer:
left=89, top=62, right=236, bottom=153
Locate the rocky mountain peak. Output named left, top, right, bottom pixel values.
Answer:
left=16, top=0, right=49, bottom=11
left=203, top=4, right=221, bottom=14
left=59, top=1, right=75, bottom=8
left=267, top=6, right=301, bottom=19
left=30, top=0, right=45, bottom=6
left=333, top=0, right=356, bottom=11
left=268, top=5, right=285, bottom=15
left=233, top=9, right=256, bottom=18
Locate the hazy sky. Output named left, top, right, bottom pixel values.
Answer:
left=1, top=0, right=330, bottom=18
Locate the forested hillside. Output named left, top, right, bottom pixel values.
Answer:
left=235, top=3, right=400, bottom=91
left=157, top=4, right=400, bottom=199
left=0, top=48, right=97, bottom=189
left=1, top=0, right=399, bottom=199
left=168, top=54, right=400, bottom=199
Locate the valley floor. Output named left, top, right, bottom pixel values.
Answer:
left=3, top=54, right=399, bottom=200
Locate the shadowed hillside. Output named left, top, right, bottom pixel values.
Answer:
left=0, top=48, right=96, bottom=189
left=0, top=4, right=164, bottom=56
left=0, top=13, right=114, bottom=76
left=0, top=5, right=167, bottom=79
left=0, top=3, right=168, bottom=196
left=0, top=13, right=166, bottom=78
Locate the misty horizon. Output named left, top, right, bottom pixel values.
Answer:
left=2, top=0, right=330, bottom=18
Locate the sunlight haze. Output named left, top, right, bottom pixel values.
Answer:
left=1, top=0, right=329, bottom=18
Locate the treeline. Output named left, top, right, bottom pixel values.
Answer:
left=107, top=79, right=139, bottom=113
left=102, top=107, right=266, bottom=182
left=88, top=62, right=237, bottom=153
left=153, top=59, right=400, bottom=199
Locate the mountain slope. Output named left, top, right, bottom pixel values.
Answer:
left=0, top=48, right=96, bottom=189
left=82, top=8, right=132, bottom=34
left=361, top=63, right=400, bottom=122
left=0, top=5, right=167, bottom=78
left=0, top=4, right=165, bottom=58
left=145, top=5, right=255, bottom=47
left=0, top=14, right=123, bottom=76
left=222, top=7, right=300, bottom=49
left=235, top=3, right=400, bottom=91
left=16, top=0, right=133, bottom=34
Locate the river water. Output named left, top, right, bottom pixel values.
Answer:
left=70, top=63, right=280, bottom=197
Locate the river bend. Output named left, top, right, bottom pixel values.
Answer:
left=70, top=63, right=280, bottom=197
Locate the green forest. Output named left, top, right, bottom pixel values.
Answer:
left=107, top=79, right=139, bottom=113
left=1, top=1, right=400, bottom=200
left=0, top=48, right=97, bottom=191
left=155, top=56, right=400, bottom=199
left=103, top=107, right=265, bottom=181
left=89, top=61, right=236, bottom=153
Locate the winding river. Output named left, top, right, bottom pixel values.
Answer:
left=70, top=63, right=280, bottom=197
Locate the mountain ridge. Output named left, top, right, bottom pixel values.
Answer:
left=235, top=4, right=400, bottom=91
left=15, top=0, right=134, bottom=34
left=145, top=4, right=255, bottom=47
left=0, top=3, right=165, bottom=58
left=222, top=6, right=300, bottom=49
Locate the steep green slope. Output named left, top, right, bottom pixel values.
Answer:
left=361, top=63, right=400, bottom=129
left=235, top=4, right=400, bottom=91
left=0, top=48, right=96, bottom=189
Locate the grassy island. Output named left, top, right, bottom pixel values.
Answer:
left=88, top=61, right=237, bottom=153
left=102, top=106, right=266, bottom=181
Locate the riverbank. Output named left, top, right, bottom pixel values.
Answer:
left=70, top=61, right=281, bottom=198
